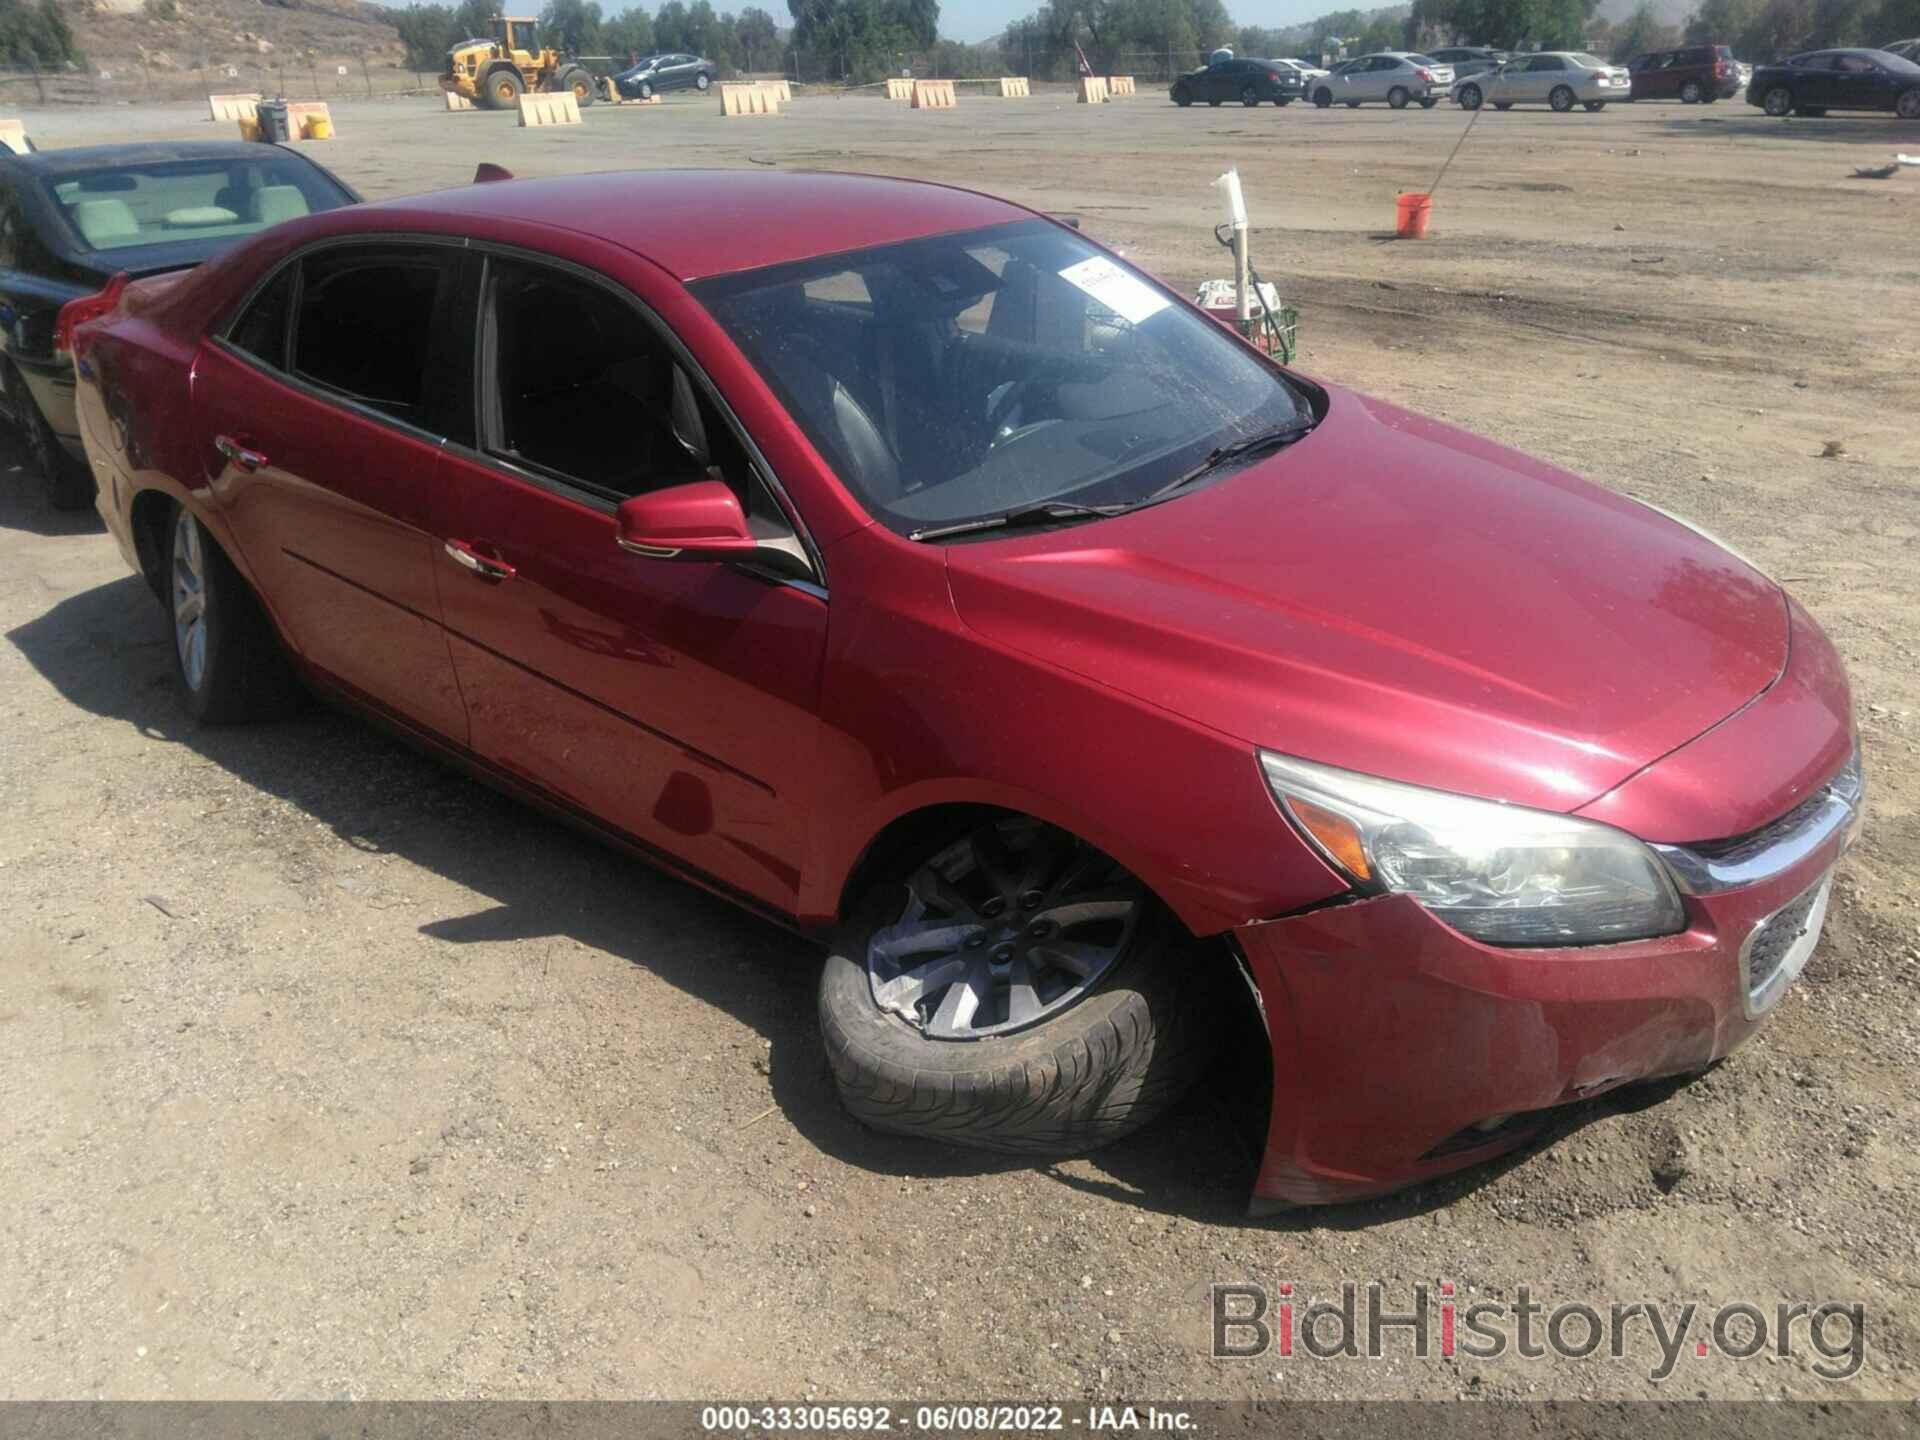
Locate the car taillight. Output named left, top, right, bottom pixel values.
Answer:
left=55, top=271, right=128, bottom=359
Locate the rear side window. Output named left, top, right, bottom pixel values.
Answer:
left=292, top=248, right=446, bottom=422
left=227, top=263, right=295, bottom=369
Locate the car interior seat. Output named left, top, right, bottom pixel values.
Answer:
left=70, top=198, right=139, bottom=248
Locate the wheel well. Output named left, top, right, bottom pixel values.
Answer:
left=129, top=489, right=175, bottom=603
left=836, top=803, right=1010, bottom=923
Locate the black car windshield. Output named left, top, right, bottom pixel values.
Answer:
left=39, top=154, right=351, bottom=257
left=693, top=219, right=1316, bottom=535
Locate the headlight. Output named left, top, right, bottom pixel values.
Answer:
left=1259, top=751, right=1686, bottom=947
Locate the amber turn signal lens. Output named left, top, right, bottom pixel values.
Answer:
left=1286, top=797, right=1373, bottom=883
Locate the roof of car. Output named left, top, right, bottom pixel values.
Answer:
left=2, top=140, right=307, bottom=177
left=362, top=168, right=1033, bottom=283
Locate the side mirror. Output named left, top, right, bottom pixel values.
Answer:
left=615, top=479, right=758, bottom=561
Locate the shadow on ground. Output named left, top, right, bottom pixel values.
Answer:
left=3, top=481, right=1666, bottom=1228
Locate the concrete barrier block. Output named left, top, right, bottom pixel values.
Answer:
left=885, top=77, right=914, bottom=101
left=285, top=100, right=336, bottom=138
left=1107, top=75, right=1137, bottom=96
left=911, top=79, right=957, bottom=109
left=755, top=78, right=792, bottom=102
left=207, top=92, right=261, bottom=123
left=718, top=81, right=778, bottom=116
left=444, top=90, right=475, bottom=111
left=1077, top=75, right=1109, bottom=103
left=517, top=92, right=581, bottom=126
left=0, top=118, right=30, bottom=155
left=997, top=76, right=1030, bottom=97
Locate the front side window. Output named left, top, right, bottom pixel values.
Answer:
left=1527, top=56, right=1565, bottom=71
left=291, top=248, right=446, bottom=422
left=695, top=219, right=1318, bottom=538
left=39, top=154, right=352, bottom=257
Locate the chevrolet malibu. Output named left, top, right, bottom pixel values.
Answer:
left=71, top=170, right=1861, bottom=1209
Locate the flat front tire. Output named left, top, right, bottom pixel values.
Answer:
left=167, top=507, right=301, bottom=724
left=820, top=819, right=1204, bottom=1155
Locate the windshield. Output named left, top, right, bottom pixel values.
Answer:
left=41, top=154, right=351, bottom=256
left=694, top=219, right=1315, bottom=535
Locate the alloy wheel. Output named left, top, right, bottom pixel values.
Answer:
left=172, top=510, right=208, bottom=692
left=1550, top=85, right=1575, bottom=111
left=865, top=822, right=1141, bottom=1040
left=1764, top=86, right=1792, bottom=115
left=1898, top=88, right=1920, bottom=119
left=1460, top=84, right=1481, bottom=109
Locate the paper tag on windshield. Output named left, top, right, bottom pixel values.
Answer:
left=1057, top=255, right=1170, bottom=326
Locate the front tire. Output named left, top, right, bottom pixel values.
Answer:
left=1458, top=83, right=1482, bottom=109
left=1418, top=96, right=1437, bottom=108
left=1550, top=84, right=1575, bottom=112
left=1172, top=84, right=1192, bottom=106
left=486, top=67, right=524, bottom=109
left=1241, top=84, right=1260, bottom=106
left=695, top=71, right=711, bottom=91
left=167, top=507, right=301, bottom=724
left=1388, top=85, right=1410, bottom=108
left=1680, top=79, right=1703, bottom=103
left=11, top=374, right=92, bottom=511
left=1313, top=87, right=1332, bottom=107
left=562, top=66, right=595, bottom=105
left=1763, top=85, right=1793, bottom=115
left=820, top=819, right=1204, bottom=1156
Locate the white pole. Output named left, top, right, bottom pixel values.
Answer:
left=1214, top=168, right=1252, bottom=335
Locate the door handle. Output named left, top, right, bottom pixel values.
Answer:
left=443, top=538, right=516, bottom=582
left=214, top=434, right=268, bottom=471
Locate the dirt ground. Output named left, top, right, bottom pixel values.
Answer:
left=2, top=90, right=1917, bottom=1404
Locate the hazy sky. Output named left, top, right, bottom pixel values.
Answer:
left=944, top=0, right=1324, bottom=44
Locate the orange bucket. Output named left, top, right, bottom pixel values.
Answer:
left=1396, top=191, right=1432, bottom=239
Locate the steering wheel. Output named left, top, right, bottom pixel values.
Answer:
left=985, top=379, right=1039, bottom=447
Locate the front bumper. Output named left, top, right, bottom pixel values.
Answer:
left=1240, top=819, right=1848, bottom=1207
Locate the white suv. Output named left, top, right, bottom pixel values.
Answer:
left=1311, top=52, right=1456, bottom=108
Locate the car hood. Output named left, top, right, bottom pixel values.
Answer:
left=943, top=384, right=1788, bottom=815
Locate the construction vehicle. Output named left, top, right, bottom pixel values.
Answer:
left=441, top=16, right=597, bottom=111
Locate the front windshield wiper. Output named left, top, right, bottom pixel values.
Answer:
left=1143, top=422, right=1317, bottom=505
left=908, top=500, right=1131, bottom=543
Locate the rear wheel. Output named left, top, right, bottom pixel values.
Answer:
left=1458, top=83, right=1483, bottom=109
left=1172, top=84, right=1192, bottom=106
left=694, top=70, right=711, bottom=91
left=167, top=507, right=302, bottom=724
left=8, top=366, right=91, bottom=511
left=1897, top=88, right=1920, bottom=118
left=486, top=67, right=524, bottom=109
left=1313, top=87, right=1332, bottom=107
left=561, top=66, right=595, bottom=105
left=1241, top=84, right=1260, bottom=106
left=820, top=817, right=1205, bottom=1156
left=1763, top=85, right=1793, bottom=115
left=1550, top=84, right=1576, bottom=112
left=1388, top=84, right=1410, bottom=108
left=1680, top=78, right=1703, bottom=103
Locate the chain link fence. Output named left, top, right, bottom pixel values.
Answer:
left=0, top=57, right=446, bottom=108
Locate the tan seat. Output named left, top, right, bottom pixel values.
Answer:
left=253, top=185, right=310, bottom=226
left=71, top=198, right=138, bottom=247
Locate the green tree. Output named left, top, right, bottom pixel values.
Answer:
left=1868, top=0, right=1920, bottom=38
left=603, top=7, right=655, bottom=58
left=540, top=0, right=605, bottom=54
left=734, top=5, right=781, bottom=67
left=1609, top=0, right=1674, bottom=53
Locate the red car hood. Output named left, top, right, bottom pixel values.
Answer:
left=944, top=385, right=1787, bottom=814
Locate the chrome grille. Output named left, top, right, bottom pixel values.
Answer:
left=1656, top=747, right=1863, bottom=895
left=1741, top=874, right=1832, bottom=1017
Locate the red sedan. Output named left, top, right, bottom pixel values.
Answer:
left=70, top=170, right=1860, bottom=1209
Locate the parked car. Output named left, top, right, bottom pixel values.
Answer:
left=1627, top=43, right=1741, bottom=102
left=72, top=170, right=1860, bottom=1210
left=1426, top=45, right=1507, bottom=78
left=0, top=140, right=356, bottom=510
left=1748, top=47, right=1920, bottom=116
left=1310, top=51, right=1456, bottom=108
left=1170, top=54, right=1307, bottom=105
left=1272, top=56, right=1331, bottom=81
left=612, top=51, right=716, bottom=100
left=1454, top=52, right=1633, bottom=111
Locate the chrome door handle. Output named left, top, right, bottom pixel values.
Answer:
left=443, top=538, right=516, bottom=581
left=213, top=434, right=268, bottom=471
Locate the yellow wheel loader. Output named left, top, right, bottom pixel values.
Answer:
left=440, top=16, right=597, bottom=111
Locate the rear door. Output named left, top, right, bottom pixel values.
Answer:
left=195, top=239, right=471, bottom=741
left=1833, top=51, right=1892, bottom=109
left=1637, top=51, right=1676, bottom=98
left=429, top=248, right=827, bottom=915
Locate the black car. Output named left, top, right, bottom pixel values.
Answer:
left=1747, top=47, right=1920, bottom=118
left=613, top=52, right=718, bottom=100
left=0, top=140, right=357, bottom=509
left=1171, top=55, right=1307, bottom=107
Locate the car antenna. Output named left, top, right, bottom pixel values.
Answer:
left=473, top=162, right=515, bottom=184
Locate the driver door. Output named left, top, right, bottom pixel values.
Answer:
left=430, top=249, right=827, bottom=915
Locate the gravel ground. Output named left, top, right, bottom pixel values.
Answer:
left=1, top=91, right=1917, bottom=1403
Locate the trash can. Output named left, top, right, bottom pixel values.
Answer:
left=255, top=100, right=291, bottom=143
